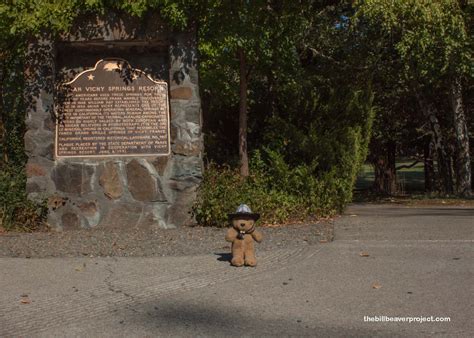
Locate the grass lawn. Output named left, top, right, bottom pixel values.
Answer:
left=354, top=160, right=474, bottom=205
left=355, top=160, right=425, bottom=193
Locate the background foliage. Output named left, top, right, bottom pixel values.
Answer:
left=0, top=0, right=471, bottom=229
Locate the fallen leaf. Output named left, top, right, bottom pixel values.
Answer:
left=372, top=282, right=382, bottom=289
left=319, top=239, right=328, bottom=243
left=20, top=298, right=31, bottom=304
left=349, top=214, right=357, bottom=217
left=359, top=251, right=370, bottom=257
left=75, top=263, right=86, bottom=272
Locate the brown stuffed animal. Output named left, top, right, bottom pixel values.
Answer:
left=225, top=204, right=263, bottom=267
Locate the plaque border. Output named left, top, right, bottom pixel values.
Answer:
left=55, top=58, right=171, bottom=159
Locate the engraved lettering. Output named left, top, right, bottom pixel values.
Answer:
left=56, top=59, right=170, bottom=157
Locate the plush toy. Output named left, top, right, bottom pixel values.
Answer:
left=225, top=204, right=263, bottom=267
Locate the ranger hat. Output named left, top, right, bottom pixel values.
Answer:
left=228, top=204, right=260, bottom=221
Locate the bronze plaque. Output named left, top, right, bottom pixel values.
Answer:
left=55, top=59, right=170, bottom=158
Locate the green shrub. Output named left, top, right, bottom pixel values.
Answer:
left=192, top=83, right=374, bottom=228
left=192, top=150, right=355, bottom=227
left=0, top=165, right=47, bottom=232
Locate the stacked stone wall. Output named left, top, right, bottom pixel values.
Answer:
left=24, top=13, right=203, bottom=230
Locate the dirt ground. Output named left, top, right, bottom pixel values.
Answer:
left=0, top=221, right=334, bottom=258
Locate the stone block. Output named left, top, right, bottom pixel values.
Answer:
left=134, top=209, right=156, bottom=231
left=170, top=87, right=192, bottom=100
left=172, top=140, right=201, bottom=156
left=25, top=111, right=44, bottom=130
left=148, top=204, right=172, bottom=229
left=78, top=201, right=97, bottom=215
left=26, top=182, right=41, bottom=194
left=152, top=157, right=169, bottom=176
left=184, top=104, right=201, bottom=124
left=62, top=212, right=81, bottom=230
left=26, top=163, right=47, bottom=177
left=170, top=68, right=186, bottom=86
left=48, top=195, right=68, bottom=211
left=168, top=177, right=200, bottom=192
left=189, top=68, right=199, bottom=84
left=24, top=130, right=37, bottom=154
left=25, top=130, right=54, bottom=158
left=170, top=156, right=202, bottom=180
left=41, top=144, right=55, bottom=160
left=26, top=174, right=56, bottom=200
left=126, top=159, right=167, bottom=202
left=40, top=92, right=54, bottom=113
left=99, top=162, right=123, bottom=199
left=170, top=124, right=178, bottom=142
left=167, top=187, right=197, bottom=227
left=101, top=203, right=142, bottom=229
left=78, top=201, right=101, bottom=227
left=169, top=101, right=186, bottom=119
left=43, top=115, right=55, bottom=131
left=52, top=163, right=93, bottom=195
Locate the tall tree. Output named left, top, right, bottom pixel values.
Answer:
left=198, top=0, right=310, bottom=177
left=356, top=0, right=473, bottom=196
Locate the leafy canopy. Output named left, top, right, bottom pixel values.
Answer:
left=355, top=0, right=472, bottom=83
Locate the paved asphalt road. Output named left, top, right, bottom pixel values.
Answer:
left=0, top=203, right=472, bottom=337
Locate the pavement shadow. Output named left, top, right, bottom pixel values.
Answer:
left=124, top=298, right=392, bottom=337
left=349, top=206, right=474, bottom=218
left=214, top=252, right=232, bottom=263
left=378, top=207, right=474, bottom=217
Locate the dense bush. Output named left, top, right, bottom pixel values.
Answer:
left=0, top=46, right=47, bottom=231
left=0, top=165, right=47, bottom=231
left=195, top=73, right=375, bottom=226
left=193, top=148, right=362, bottom=227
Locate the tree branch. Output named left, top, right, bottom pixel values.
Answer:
left=396, top=160, right=420, bottom=171
left=301, top=45, right=370, bottom=71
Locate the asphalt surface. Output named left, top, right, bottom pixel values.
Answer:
left=0, top=203, right=472, bottom=337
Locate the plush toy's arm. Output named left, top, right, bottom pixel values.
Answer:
left=225, top=227, right=238, bottom=242
left=251, top=230, right=263, bottom=243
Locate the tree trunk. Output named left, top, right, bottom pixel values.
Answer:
left=450, top=77, right=472, bottom=196
left=238, top=47, right=249, bottom=177
left=423, top=137, right=434, bottom=192
left=386, top=140, right=397, bottom=193
left=372, top=140, right=397, bottom=195
left=373, top=159, right=385, bottom=194
left=0, top=61, right=5, bottom=167
left=414, top=89, right=454, bottom=195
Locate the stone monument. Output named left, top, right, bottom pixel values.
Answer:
left=24, top=12, right=203, bottom=230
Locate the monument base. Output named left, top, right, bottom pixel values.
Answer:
left=24, top=12, right=203, bottom=230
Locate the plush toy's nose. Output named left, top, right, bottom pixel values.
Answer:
left=240, top=223, right=245, bottom=227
